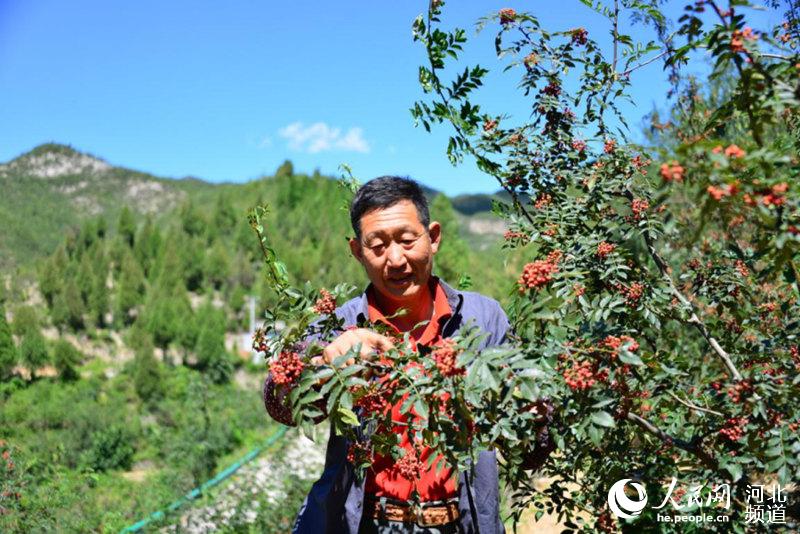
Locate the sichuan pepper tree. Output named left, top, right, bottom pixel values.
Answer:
left=408, top=0, right=799, bottom=531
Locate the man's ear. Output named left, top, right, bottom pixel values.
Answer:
left=428, top=221, right=442, bottom=254
left=349, top=237, right=364, bottom=263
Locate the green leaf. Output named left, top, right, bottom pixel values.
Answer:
left=337, top=407, right=360, bottom=427
left=590, top=410, right=616, bottom=428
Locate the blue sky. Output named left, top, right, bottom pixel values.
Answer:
left=0, top=0, right=784, bottom=195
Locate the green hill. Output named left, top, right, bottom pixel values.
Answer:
left=0, top=143, right=216, bottom=271
left=0, top=143, right=507, bottom=274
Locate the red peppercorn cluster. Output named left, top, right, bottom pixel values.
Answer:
left=596, top=511, right=616, bottom=533
left=347, top=440, right=373, bottom=465
left=726, top=380, right=752, bottom=403
left=734, top=260, right=749, bottom=277
left=602, top=335, right=639, bottom=357
left=542, top=82, right=561, bottom=97
left=483, top=119, right=498, bottom=133
left=396, top=448, right=424, bottom=481
left=312, top=288, right=337, bottom=315
left=707, top=183, right=738, bottom=201
left=506, top=174, right=525, bottom=187
left=534, top=193, right=552, bottom=209
left=432, top=338, right=464, bottom=377
left=573, top=283, right=586, bottom=297
left=603, top=139, right=616, bottom=153
left=354, top=384, right=393, bottom=415
left=270, top=350, right=304, bottom=385
left=571, top=139, right=586, bottom=152
left=617, top=282, right=644, bottom=306
left=499, top=8, right=516, bottom=25
left=524, top=52, right=539, bottom=70
left=631, top=155, right=651, bottom=175
left=570, top=27, right=588, bottom=45
left=744, top=182, right=788, bottom=207
left=630, top=198, right=649, bottom=220
left=719, top=417, right=747, bottom=441
left=596, top=241, right=616, bottom=259
left=562, top=360, right=598, bottom=390
left=518, top=253, right=560, bottom=292
left=659, top=161, right=684, bottom=182
left=252, top=327, right=269, bottom=354
left=730, top=27, right=757, bottom=53
left=503, top=230, right=528, bottom=242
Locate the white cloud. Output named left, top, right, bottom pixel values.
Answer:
left=278, top=122, right=370, bottom=154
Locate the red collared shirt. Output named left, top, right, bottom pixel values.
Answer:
left=363, top=278, right=458, bottom=502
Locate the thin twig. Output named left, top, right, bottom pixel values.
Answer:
left=668, top=391, right=725, bottom=417
left=601, top=0, right=620, bottom=105
left=621, top=49, right=670, bottom=76
left=758, top=52, right=792, bottom=61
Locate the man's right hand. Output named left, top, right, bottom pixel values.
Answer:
left=311, top=328, right=396, bottom=368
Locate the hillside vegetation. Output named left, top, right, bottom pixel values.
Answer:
left=0, top=143, right=523, bottom=531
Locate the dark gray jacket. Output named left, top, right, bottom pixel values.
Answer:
left=264, top=279, right=509, bottom=534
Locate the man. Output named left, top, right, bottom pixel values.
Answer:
left=264, top=176, right=511, bottom=533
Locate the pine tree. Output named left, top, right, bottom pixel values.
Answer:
left=115, top=251, right=145, bottom=326
left=76, top=253, right=94, bottom=305
left=194, top=301, right=231, bottom=384
left=132, top=334, right=163, bottom=402
left=117, top=206, right=137, bottom=247
left=94, top=216, right=108, bottom=241
left=144, top=286, right=191, bottom=352
left=179, top=200, right=206, bottom=238
left=39, top=247, right=67, bottom=308
left=18, top=329, right=49, bottom=372
left=430, top=194, right=470, bottom=285
left=212, top=193, right=238, bottom=237
left=134, top=217, right=162, bottom=279
left=53, top=339, right=81, bottom=381
left=180, top=235, right=205, bottom=292
left=204, top=241, right=230, bottom=290
left=52, top=279, right=86, bottom=332
left=275, top=160, right=294, bottom=178
left=0, top=305, right=17, bottom=379
left=11, top=305, right=38, bottom=337
left=88, top=271, right=109, bottom=328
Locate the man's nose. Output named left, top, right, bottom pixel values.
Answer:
left=386, top=242, right=407, bottom=267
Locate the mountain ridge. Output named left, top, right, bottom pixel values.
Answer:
left=0, top=143, right=507, bottom=272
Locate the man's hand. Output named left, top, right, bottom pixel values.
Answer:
left=310, top=328, right=396, bottom=368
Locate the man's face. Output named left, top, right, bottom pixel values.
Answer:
left=349, top=199, right=441, bottom=305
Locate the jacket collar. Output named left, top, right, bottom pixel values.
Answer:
left=354, top=276, right=464, bottom=326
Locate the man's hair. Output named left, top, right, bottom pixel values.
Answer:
left=350, top=176, right=430, bottom=239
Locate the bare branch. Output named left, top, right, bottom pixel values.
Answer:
left=668, top=391, right=725, bottom=417
left=623, top=189, right=744, bottom=382
left=621, top=49, right=669, bottom=76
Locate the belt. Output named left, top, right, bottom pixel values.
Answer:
left=364, top=495, right=460, bottom=527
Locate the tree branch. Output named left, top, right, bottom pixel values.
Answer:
left=624, top=189, right=744, bottom=381
left=621, top=49, right=669, bottom=76
left=668, top=391, right=725, bottom=417
left=626, top=412, right=718, bottom=470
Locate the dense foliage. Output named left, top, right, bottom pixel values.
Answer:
left=409, top=0, right=800, bottom=531
left=0, top=159, right=522, bottom=530
left=257, top=0, right=800, bottom=532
